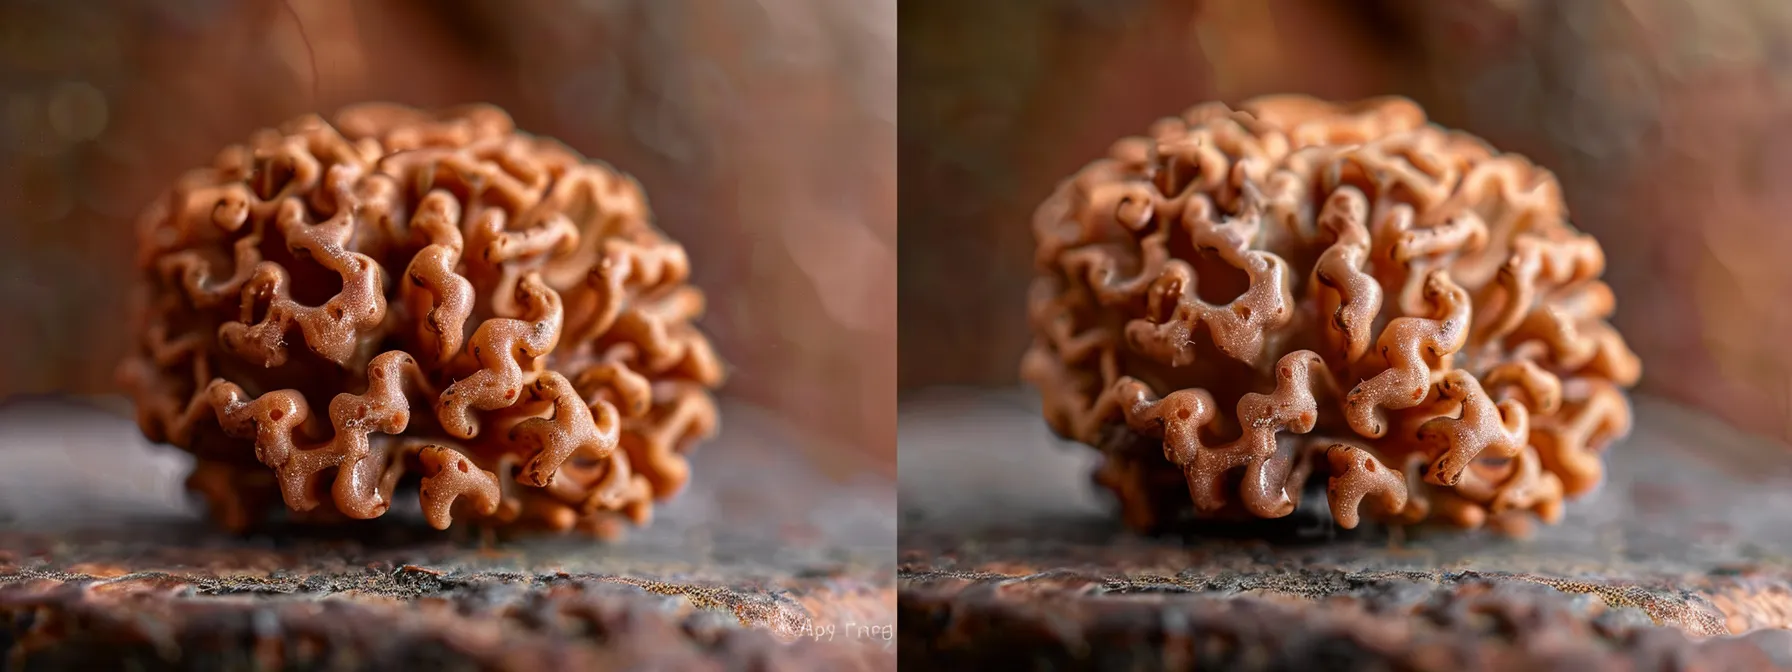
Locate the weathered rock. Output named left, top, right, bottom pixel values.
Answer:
left=899, top=390, right=1792, bottom=670
left=0, top=397, right=896, bottom=671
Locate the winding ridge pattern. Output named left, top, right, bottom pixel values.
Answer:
left=120, top=104, right=724, bottom=537
left=1021, top=95, right=1639, bottom=535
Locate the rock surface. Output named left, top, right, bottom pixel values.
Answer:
left=899, top=389, right=1792, bottom=670
left=0, top=397, right=895, bottom=671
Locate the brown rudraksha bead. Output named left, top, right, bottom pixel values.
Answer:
left=120, top=103, right=723, bottom=537
left=1022, top=95, right=1640, bottom=536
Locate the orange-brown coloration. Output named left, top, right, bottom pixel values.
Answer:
left=120, top=104, right=724, bottom=537
left=1021, top=96, right=1640, bottom=535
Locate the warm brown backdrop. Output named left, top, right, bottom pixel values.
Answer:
left=899, top=0, right=1792, bottom=446
left=0, top=0, right=895, bottom=472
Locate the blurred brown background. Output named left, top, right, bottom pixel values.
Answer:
left=900, top=0, right=1792, bottom=446
left=0, top=0, right=895, bottom=472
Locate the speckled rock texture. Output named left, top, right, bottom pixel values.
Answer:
left=0, top=398, right=895, bottom=671
left=899, top=390, right=1792, bottom=670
